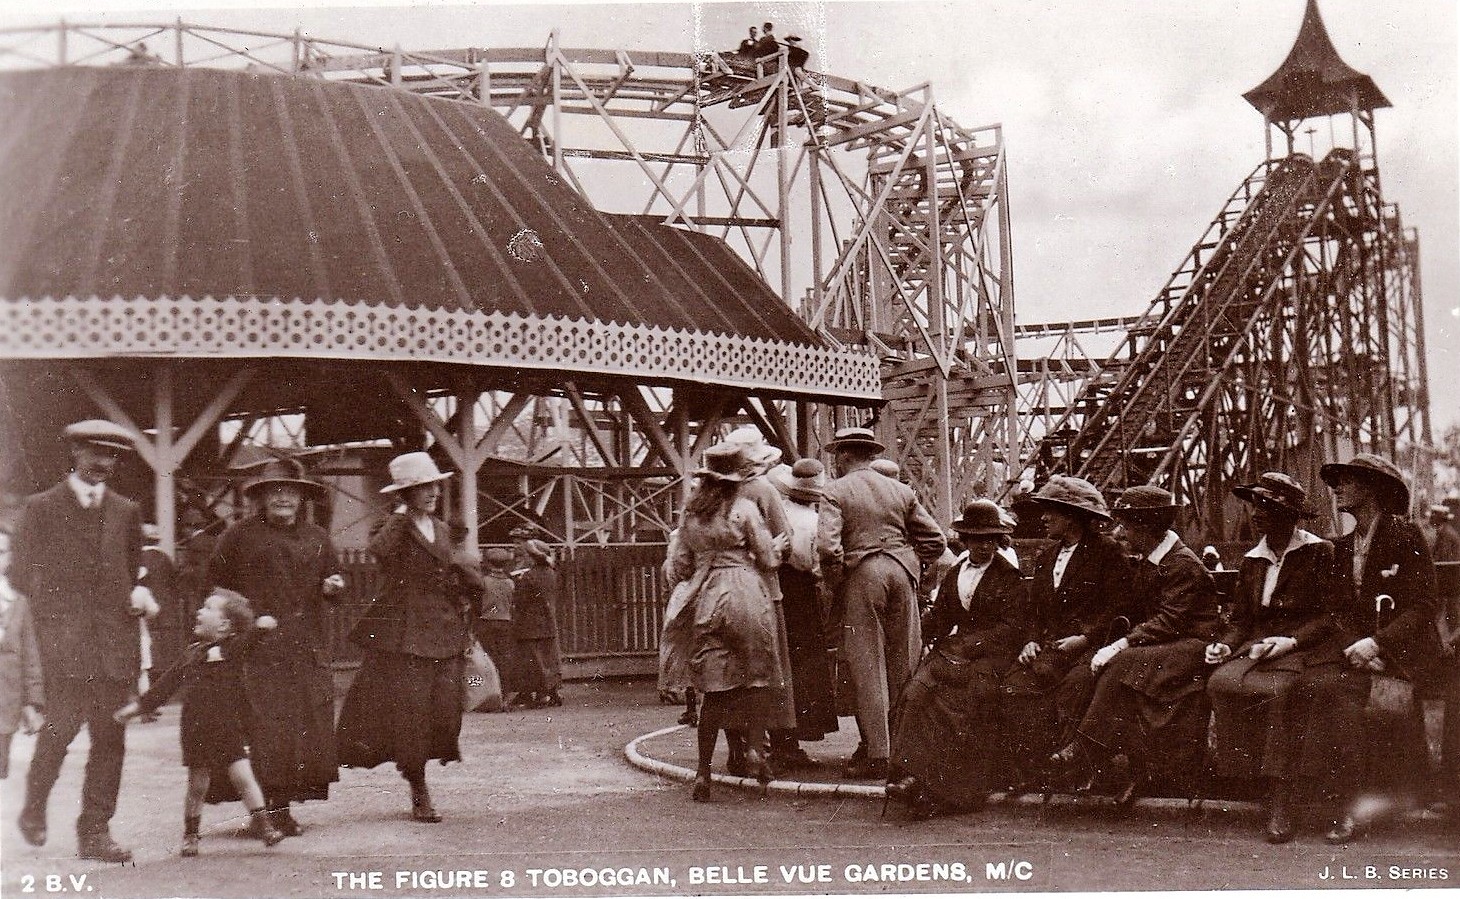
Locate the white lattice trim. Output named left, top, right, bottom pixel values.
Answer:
left=0, top=295, right=881, bottom=400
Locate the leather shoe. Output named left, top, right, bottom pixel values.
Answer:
left=1047, top=742, right=1096, bottom=793
left=1264, top=808, right=1295, bottom=844
left=18, top=809, right=46, bottom=847
left=885, top=776, right=920, bottom=804
left=77, top=833, right=133, bottom=863
left=271, top=808, right=304, bottom=838
left=410, top=783, right=443, bottom=823
left=1323, top=815, right=1360, bottom=844
left=691, top=775, right=712, bottom=802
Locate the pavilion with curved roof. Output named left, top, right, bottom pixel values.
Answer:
left=0, top=62, right=879, bottom=550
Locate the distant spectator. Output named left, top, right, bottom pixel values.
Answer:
left=1429, top=504, right=1460, bottom=563
left=785, top=35, right=809, bottom=72
left=753, top=22, right=780, bottom=59
left=737, top=26, right=759, bottom=55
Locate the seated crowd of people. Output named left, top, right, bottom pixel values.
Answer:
left=662, top=427, right=1459, bottom=846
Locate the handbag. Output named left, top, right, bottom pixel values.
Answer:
left=464, top=642, right=503, bottom=713
left=1366, top=673, right=1414, bottom=718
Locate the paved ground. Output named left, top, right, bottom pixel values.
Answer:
left=2, top=677, right=1456, bottom=898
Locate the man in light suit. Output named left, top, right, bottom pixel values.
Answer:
left=14, top=420, right=152, bottom=862
left=817, top=427, right=946, bottom=779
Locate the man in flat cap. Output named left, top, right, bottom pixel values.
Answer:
left=817, top=427, right=946, bottom=779
left=13, top=420, right=151, bottom=862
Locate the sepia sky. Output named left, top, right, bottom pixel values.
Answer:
left=8, top=0, right=1458, bottom=432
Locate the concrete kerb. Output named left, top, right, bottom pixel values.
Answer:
left=623, top=723, right=884, bottom=798
left=622, top=723, right=1267, bottom=814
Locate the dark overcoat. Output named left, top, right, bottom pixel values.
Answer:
left=511, top=564, right=560, bottom=642
left=1216, top=538, right=1340, bottom=656
left=1114, top=539, right=1221, bottom=700
left=12, top=482, right=142, bottom=683
left=350, top=513, right=475, bottom=658
left=1025, top=533, right=1132, bottom=647
left=892, top=554, right=1028, bottom=804
left=1329, top=515, right=1438, bottom=679
left=208, top=513, right=343, bottom=801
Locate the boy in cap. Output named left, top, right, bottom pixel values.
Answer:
left=14, top=420, right=149, bottom=861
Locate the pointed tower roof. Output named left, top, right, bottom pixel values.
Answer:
left=1243, top=0, right=1390, bottom=122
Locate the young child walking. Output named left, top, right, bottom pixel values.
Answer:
left=114, top=587, right=283, bottom=856
left=0, top=524, right=45, bottom=780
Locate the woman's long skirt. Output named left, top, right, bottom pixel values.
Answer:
left=337, top=649, right=464, bottom=774
left=892, top=642, right=1014, bottom=806
left=516, top=637, right=562, bottom=695
left=473, top=619, right=523, bottom=696
left=1206, top=650, right=1308, bottom=780
left=779, top=569, right=838, bottom=740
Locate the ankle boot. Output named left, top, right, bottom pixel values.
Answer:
left=410, top=780, right=443, bottom=823
left=181, top=815, right=201, bottom=857
left=1265, top=784, right=1295, bottom=844
left=251, top=808, right=285, bottom=847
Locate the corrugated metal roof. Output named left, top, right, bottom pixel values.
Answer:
left=0, top=65, right=818, bottom=345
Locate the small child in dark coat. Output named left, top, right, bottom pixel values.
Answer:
left=114, top=588, right=282, bottom=857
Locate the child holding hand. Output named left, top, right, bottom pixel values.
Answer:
left=114, top=588, right=282, bottom=857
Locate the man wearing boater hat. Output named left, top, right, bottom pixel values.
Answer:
left=14, top=420, right=152, bottom=861
left=998, top=475, right=1130, bottom=790
left=208, top=457, right=345, bottom=835
left=1298, top=453, right=1438, bottom=842
left=817, top=427, right=946, bottom=779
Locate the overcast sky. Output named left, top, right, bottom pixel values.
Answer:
left=9, top=0, right=1459, bottom=434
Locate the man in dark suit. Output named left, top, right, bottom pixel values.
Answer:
left=998, top=475, right=1130, bottom=787
left=13, top=420, right=150, bottom=862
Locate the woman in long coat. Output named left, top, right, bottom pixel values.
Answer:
left=510, top=539, right=563, bottom=708
left=1048, top=485, right=1220, bottom=803
left=999, top=476, right=1130, bottom=787
left=1297, top=454, right=1437, bottom=843
left=1205, top=472, right=1341, bottom=844
left=887, top=500, right=1027, bottom=817
left=207, top=458, right=344, bottom=832
left=665, top=443, right=784, bottom=800
left=336, top=453, right=476, bottom=823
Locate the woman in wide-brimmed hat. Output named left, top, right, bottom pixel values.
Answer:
left=663, top=443, right=785, bottom=800
left=1048, top=485, right=1220, bottom=805
left=887, top=500, right=1028, bottom=818
left=336, top=452, right=476, bottom=824
left=1301, top=454, right=1438, bottom=843
left=1205, top=471, right=1342, bottom=844
left=997, top=475, right=1130, bottom=791
left=718, top=427, right=797, bottom=772
left=208, top=454, right=343, bottom=834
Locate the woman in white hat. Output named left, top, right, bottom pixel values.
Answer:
left=664, top=444, right=785, bottom=800
left=336, top=452, right=476, bottom=823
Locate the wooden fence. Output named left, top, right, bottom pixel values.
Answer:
left=328, top=543, right=671, bottom=667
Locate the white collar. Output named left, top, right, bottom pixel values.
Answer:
left=1245, top=528, right=1323, bottom=563
left=1146, top=530, right=1180, bottom=565
left=67, top=473, right=105, bottom=505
